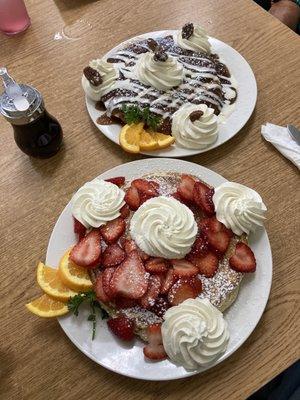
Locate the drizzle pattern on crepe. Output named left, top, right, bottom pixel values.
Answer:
left=98, top=35, right=237, bottom=133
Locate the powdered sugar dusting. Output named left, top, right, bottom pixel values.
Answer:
left=122, top=306, right=163, bottom=328
left=199, top=257, right=243, bottom=308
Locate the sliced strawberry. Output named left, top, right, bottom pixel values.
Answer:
left=105, top=176, right=125, bottom=187
left=143, top=342, right=167, bottom=360
left=100, top=217, right=126, bottom=244
left=122, top=239, right=149, bottom=261
left=146, top=323, right=163, bottom=342
left=148, top=180, right=160, bottom=191
left=189, top=251, right=219, bottom=278
left=171, top=191, right=185, bottom=203
left=110, top=251, right=149, bottom=299
left=132, top=179, right=158, bottom=197
left=122, top=238, right=137, bottom=254
left=202, top=217, right=233, bottom=255
left=140, top=275, right=161, bottom=309
left=190, top=235, right=209, bottom=256
left=102, top=267, right=115, bottom=299
left=124, top=186, right=140, bottom=210
left=102, top=243, right=125, bottom=267
left=131, top=179, right=159, bottom=205
left=107, top=316, right=134, bottom=341
left=193, top=181, right=215, bottom=215
left=198, top=217, right=210, bottom=233
left=206, top=230, right=231, bottom=255
left=150, top=296, right=169, bottom=318
left=229, top=242, right=256, bottom=273
left=120, top=204, right=130, bottom=219
left=160, top=269, right=176, bottom=294
left=138, top=249, right=150, bottom=262
left=171, top=259, right=198, bottom=278
left=73, top=217, right=86, bottom=241
left=145, top=258, right=168, bottom=274
left=168, top=279, right=197, bottom=306
left=94, top=272, right=110, bottom=303
left=177, top=174, right=196, bottom=203
left=139, top=192, right=154, bottom=205
left=156, top=272, right=166, bottom=287
left=70, top=229, right=101, bottom=268
left=205, top=216, right=225, bottom=233
left=143, top=324, right=167, bottom=360
left=190, top=276, right=203, bottom=295
left=115, top=297, right=137, bottom=310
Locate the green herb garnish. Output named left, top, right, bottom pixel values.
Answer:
left=68, top=290, right=108, bottom=340
left=122, top=104, right=161, bottom=131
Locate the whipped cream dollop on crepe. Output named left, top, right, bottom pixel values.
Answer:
left=135, top=51, right=184, bottom=91
left=172, top=103, right=218, bottom=149
left=176, top=23, right=211, bottom=54
left=213, top=182, right=267, bottom=235
left=82, top=59, right=118, bottom=101
left=71, top=178, right=125, bottom=228
left=162, top=298, right=229, bottom=370
left=130, top=196, right=197, bottom=259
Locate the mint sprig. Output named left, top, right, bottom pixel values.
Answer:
left=68, top=290, right=108, bottom=340
left=121, top=104, right=161, bottom=131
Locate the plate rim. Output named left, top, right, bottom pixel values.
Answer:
left=85, top=29, right=257, bottom=158
left=46, top=158, right=272, bottom=380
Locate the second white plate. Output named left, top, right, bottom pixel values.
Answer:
left=46, top=158, right=272, bottom=380
left=86, top=30, right=257, bottom=157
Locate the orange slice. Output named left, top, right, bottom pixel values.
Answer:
left=36, top=261, right=78, bottom=302
left=26, top=294, right=69, bottom=317
left=58, top=249, right=93, bottom=292
left=139, top=130, right=159, bottom=151
left=119, top=123, right=144, bottom=153
left=151, top=132, right=175, bottom=149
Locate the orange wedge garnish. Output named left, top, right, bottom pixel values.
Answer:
left=139, top=130, right=159, bottom=151
left=119, top=123, right=144, bottom=153
left=26, top=294, right=69, bottom=317
left=119, top=123, right=175, bottom=153
left=58, top=249, right=93, bottom=292
left=36, top=261, right=77, bottom=302
left=151, top=132, right=175, bottom=149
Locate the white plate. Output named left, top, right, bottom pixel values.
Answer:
left=85, top=30, right=257, bottom=157
left=46, top=159, right=272, bottom=380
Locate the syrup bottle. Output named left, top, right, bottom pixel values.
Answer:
left=0, top=67, right=63, bottom=158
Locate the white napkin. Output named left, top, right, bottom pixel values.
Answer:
left=261, top=123, right=300, bottom=169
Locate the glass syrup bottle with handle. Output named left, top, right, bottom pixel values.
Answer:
left=0, top=67, right=63, bottom=158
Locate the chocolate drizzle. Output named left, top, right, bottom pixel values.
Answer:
left=100, top=35, right=237, bottom=134
left=96, top=113, right=119, bottom=125
left=95, top=101, right=106, bottom=111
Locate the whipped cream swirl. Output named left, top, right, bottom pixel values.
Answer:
left=71, top=178, right=125, bottom=228
left=162, top=298, right=229, bottom=370
left=213, top=182, right=267, bottom=236
left=176, top=25, right=211, bottom=54
left=172, top=103, right=218, bottom=149
left=135, top=52, right=184, bottom=91
left=82, top=59, right=118, bottom=101
left=130, top=196, right=197, bottom=259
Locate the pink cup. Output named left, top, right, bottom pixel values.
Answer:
left=0, top=0, right=31, bottom=35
